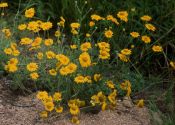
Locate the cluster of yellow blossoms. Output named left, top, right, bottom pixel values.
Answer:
left=4, top=42, right=20, bottom=73
left=120, top=80, right=132, bottom=97
left=2, top=28, right=11, bottom=38
left=5, top=58, right=18, bottom=73
left=4, top=42, right=20, bottom=56
left=97, top=42, right=110, bottom=60
left=79, top=52, right=91, bottom=67
left=70, top=22, right=80, bottom=35
left=68, top=99, right=85, bottom=124
left=37, top=91, right=63, bottom=118
left=118, top=48, right=132, bottom=62
left=18, top=21, right=53, bottom=32
left=91, top=90, right=117, bottom=111
left=1, top=5, right=165, bottom=124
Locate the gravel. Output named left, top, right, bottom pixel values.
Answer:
left=0, top=80, right=151, bottom=125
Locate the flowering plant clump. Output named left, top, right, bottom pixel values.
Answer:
left=0, top=1, right=168, bottom=124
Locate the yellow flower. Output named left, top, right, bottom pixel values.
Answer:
left=46, top=51, right=55, bottom=59
left=27, top=63, right=38, bottom=72
left=8, top=58, right=18, bottom=65
left=2, top=28, right=11, bottom=38
left=70, top=104, right=80, bottom=115
left=44, top=38, right=53, bottom=46
left=145, top=23, right=156, bottom=31
left=80, top=42, right=92, bottom=52
left=36, top=91, right=48, bottom=100
left=40, top=22, right=53, bottom=31
left=106, top=15, right=119, bottom=25
left=59, top=67, right=70, bottom=76
left=86, top=33, right=91, bottom=37
left=70, top=44, right=77, bottom=49
left=36, top=20, right=43, bottom=25
left=44, top=102, right=54, bottom=112
left=141, top=15, right=152, bottom=21
left=91, top=92, right=106, bottom=105
left=68, top=100, right=77, bottom=107
left=89, top=21, right=95, bottom=27
left=97, top=42, right=110, bottom=49
left=106, top=80, right=115, bottom=89
left=12, top=49, right=20, bottom=56
left=99, top=50, right=110, bottom=60
left=42, top=96, right=53, bottom=104
left=4, top=48, right=12, bottom=55
left=117, top=11, right=128, bottom=22
left=152, top=45, right=163, bottom=52
left=136, top=99, right=144, bottom=108
left=56, top=54, right=70, bottom=65
left=79, top=52, right=91, bottom=68
left=71, top=116, right=80, bottom=124
left=91, top=95, right=99, bottom=105
left=126, top=87, right=131, bottom=97
left=97, top=92, right=106, bottom=104
left=39, top=111, right=48, bottom=118
left=0, top=2, right=8, bottom=8
left=74, top=75, right=85, bottom=84
left=85, top=76, right=92, bottom=83
left=121, top=48, right=132, bottom=55
left=120, top=80, right=132, bottom=97
left=20, top=37, right=33, bottom=45
left=130, top=32, right=140, bottom=38
left=141, top=35, right=151, bottom=44
left=71, top=29, right=78, bottom=35
left=55, top=106, right=63, bottom=113
left=32, top=37, right=42, bottom=47
left=68, top=99, right=85, bottom=108
left=108, top=90, right=117, bottom=105
left=57, top=16, right=65, bottom=27
left=66, top=63, right=77, bottom=74
left=101, top=102, right=107, bottom=111
left=94, top=74, right=101, bottom=82
left=70, top=23, right=80, bottom=29
left=25, top=8, right=35, bottom=18
left=27, top=21, right=40, bottom=32
left=170, top=61, right=175, bottom=70
left=5, top=64, right=18, bottom=73
left=10, top=43, right=17, bottom=50
left=53, top=92, right=62, bottom=101
left=118, top=53, right=129, bottom=62
left=104, top=29, right=113, bottom=38
left=18, top=24, right=27, bottom=30
left=37, top=52, right=43, bottom=60
left=91, top=14, right=103, bottom=21
left=30, top=72, right=39, bottom=80
left=55, top=30, right=61, bottom=37
left=49, top=69, right=57, bottom=76
left=120, top=80, right=131, bottom=90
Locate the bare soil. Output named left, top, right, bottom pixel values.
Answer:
left=0, top=79, right=151, bottom=125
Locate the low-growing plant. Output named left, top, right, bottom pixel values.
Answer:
left=1, top=1, right=175, bottom=124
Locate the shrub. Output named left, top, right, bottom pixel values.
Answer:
left=1, top=1, right=174, bottom=124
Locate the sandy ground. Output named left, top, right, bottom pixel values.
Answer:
left=0, top=79, right=151, bottom=125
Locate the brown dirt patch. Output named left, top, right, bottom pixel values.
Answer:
left=0, top=79, right=151, bottom=125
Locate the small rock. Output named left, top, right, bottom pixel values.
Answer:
left=122, top=96, right=133, bottom=108
left=0, top=104, right=4, bottom=109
